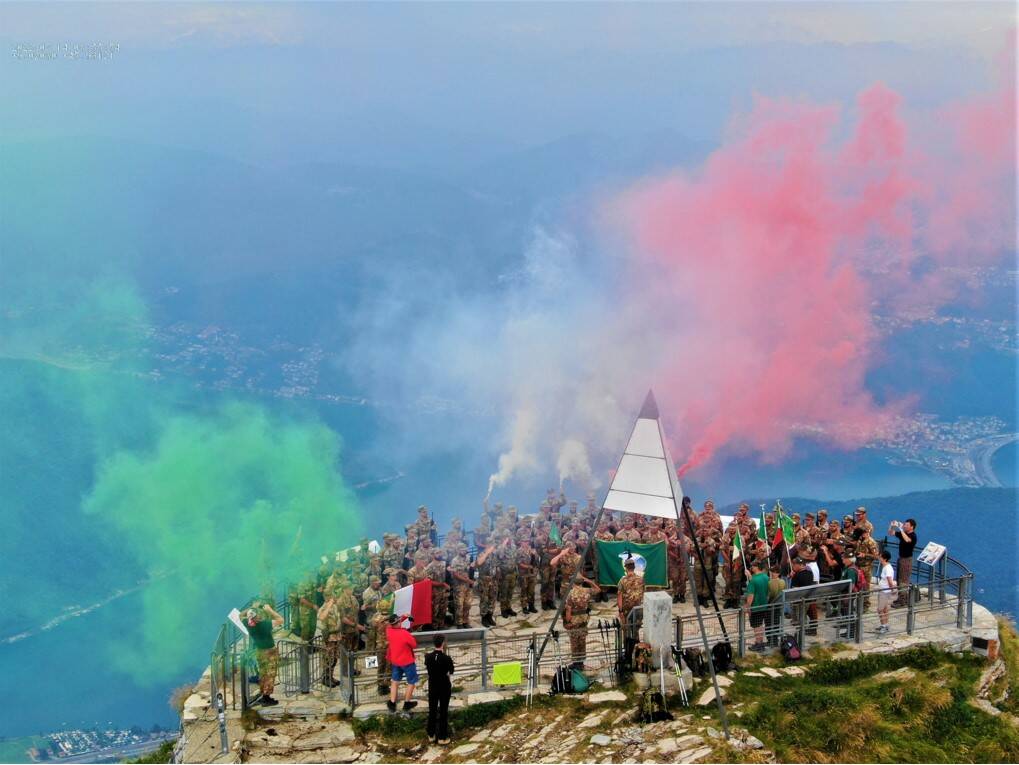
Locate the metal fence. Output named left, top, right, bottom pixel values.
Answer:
left=205, top=540, right=974, bottom=714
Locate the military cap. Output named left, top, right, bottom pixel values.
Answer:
left=369, top=575, right=381, bottom=584
left=383, top=567, right=401, bottom=576
left=843, top=515, right=854, bottom=522
left=623, top=558, right=636, bottom=569
left=805, top=513, right=815, bottom=520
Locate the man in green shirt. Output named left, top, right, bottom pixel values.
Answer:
left=743, top=560, right=770, bottom=653
left=245, top=602, right=284, bottom=706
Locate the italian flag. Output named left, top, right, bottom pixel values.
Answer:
left=391, top=580, right=433, bottom=628
left=758, top=510, right=769, bottom=544
left=732, top=530, right=749, bottom=575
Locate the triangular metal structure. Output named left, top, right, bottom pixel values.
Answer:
left=534, top=390, right=730, bottom=738
left=603, top=391, right=685, bottom=520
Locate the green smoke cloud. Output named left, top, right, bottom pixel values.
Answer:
left=84, top=401, right=360, bottom=680
left=1, top=140, right=361, bottom=684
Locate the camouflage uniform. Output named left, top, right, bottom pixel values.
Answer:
left=617, top=570, right=645, bottom=637
left=449, top=549, right=474, bottom=626
left=668, top=530, right=690, bottom=602
left=290, top=580, right=319, bottom=641
left=382, top=536, right=405, bottom=580
left=695, top=507, right=723, bottom=602
left=855, top=533, right=880, bottom=608
left=517, top=543, right=537, bottom=612
left=615, top=524, right=642, bottom=543
left=497, top=540, right=519, bottom=614
left=721, top=522, right=743, bottom=607
left=370, top=603, right=391, bottom=693
left=426, top=555, right=449, bottom=628
left=565, top=585, right=593, bottom=665
left=538, top=539, right=558, bottom=609
left=476, top=544, right=499, bottom=621
left=361, top=581, right=383, bottom=651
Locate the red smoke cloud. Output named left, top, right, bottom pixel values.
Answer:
left=619, top=72, right=1014, bottom=476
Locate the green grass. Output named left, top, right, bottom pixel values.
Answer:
left=994, top=617, right=1019, bottom=715
left=124, top=740, right=175, bottom=763
left=707, top=646, right=1019, bottom=763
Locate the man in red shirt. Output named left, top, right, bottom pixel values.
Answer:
left=385, top=613, right=419, bottom=712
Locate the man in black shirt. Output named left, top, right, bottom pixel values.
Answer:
left=790, top=558, right=818, bottom=635
left=889, top=518, right=918, bottom=607
left=425, top=634, right=455, bottom=745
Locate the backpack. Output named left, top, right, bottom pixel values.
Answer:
left=550, top=666, right=573, bottom=695
left=780, top=634, right=802, bottom=662
left=570, top=668, right=591, bottom=693
left=855, top=567, right=867, bottom=593
left=711, top=642, right=734, bottom=673
left=632, top=643, right=654, bottom=674
left=636, top=689, right=673, bottom=723
left=683, top=647, right=707, bottom=677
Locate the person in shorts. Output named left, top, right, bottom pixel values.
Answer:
left=385, top=613, right=419, bottom=712
left=875, top=550, right=897, bottom=634
left=743, top=560, right=770, bottom=652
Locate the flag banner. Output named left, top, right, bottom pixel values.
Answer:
left=491, top=661, right=523, bottom=685
left=758, top=510, right=768, bottom=543
left=733, top=531, right=749, bottom=575
left=779, top=510, right=796, bottom=546
left=550, top=522, right=562, bottom=547
left=228, top=608, right=249, bottom=637
left=594, top=540, right=668, bottom=587
left=391, top=580, right=432, bottom=627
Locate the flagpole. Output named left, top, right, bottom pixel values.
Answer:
left=678, top=501, right=731, bottom=740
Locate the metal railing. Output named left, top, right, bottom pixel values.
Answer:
left=204, top=537, right=976, bottom=715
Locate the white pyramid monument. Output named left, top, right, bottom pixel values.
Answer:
left=602, top=390, right=685, bottom=520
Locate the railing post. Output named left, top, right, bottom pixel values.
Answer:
left=797, top=602, right=806, bottom=649
left=927, top=562, right=935, bottom=609
left=956, top=576, right=966, bottom=629
left=481, top=632, right=488, bottom=690
left=966, top=574, right=974, bottom=627
left=737, top=608, right=746, bottom=657
left=906, top=585, right=916, bottom=634
left=939, top=555, right=948, bottom=604
left=299, top=643, right=310, bottom=694
left=854, top=590, right=864, bottom=644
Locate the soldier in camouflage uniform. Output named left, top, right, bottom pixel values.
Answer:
left=289, top=579, right=319, bottom=642
left=854, top=507, right=874, bottom=539
left=551, top=540, right=584, bottom=603
left=855, top=526, right=880, bottom=609
left=426, top=548, right=450, bottom=628
left=381, top=568, right=403, bottom=598
left=381, top=534, right=405, bottom=582
left=565, top=582, right=600, bottom=668
left=449, top=543, right=474, bottom=628
left=318, top=580, right=360, bottom=687
left=538, top=534, right=558, bottom=610
left=407, top=551, right=430, bottom=588
left=475, top=537, right=499, bottom=627
left=497, top=531, right=519, bottom=617
left=617, top=558, right=645, bottom=638
left=721, top=520, right=743, bottom=609
left=615, top=515, right=642, bottom=543
left=667, top=526, right=691, bottom=603
left=371, top=595, right=393, bottom=695
left=361, top=576, right=383, bottom=651
left=695, top=501, right=723, bottom=606
left=516, top=537, right=538, bottom=614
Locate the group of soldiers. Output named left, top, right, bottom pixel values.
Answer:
left=714, top=504, right=881, bottom=609
left=246, top=494, right=884, bottom=698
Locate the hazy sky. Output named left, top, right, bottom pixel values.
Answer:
left=1, top=2, right=1012, bottom=171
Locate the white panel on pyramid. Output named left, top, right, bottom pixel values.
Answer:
left=602, top=390, right=684, bottom=520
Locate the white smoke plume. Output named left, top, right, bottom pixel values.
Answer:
left=556, top=438, right=597, bottom=491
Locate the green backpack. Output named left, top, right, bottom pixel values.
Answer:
left=570, top=668, right=591, bottom=693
